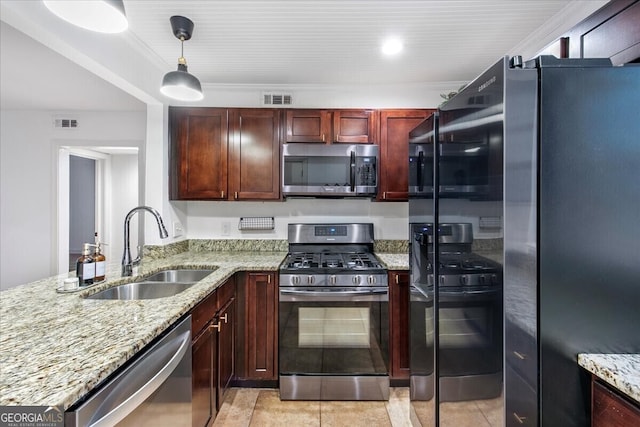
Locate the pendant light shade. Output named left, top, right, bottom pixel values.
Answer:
left=161, top=64, right=204, bottom=102
left=161, top=16, right=204, bottom=102
left=43, top=0, right=128, bottom=33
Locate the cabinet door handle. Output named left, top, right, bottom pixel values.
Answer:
left=267, top=275, right=271, bottom=284
left=383, top=192, right=387, bottom=199
left=221, top=191, right=225, bottom=199
left=512, top=412, right=527, bottom=424
left=395, top=275, right=399, bottom=285
left=210, top=322, right=221, bottom=332
left=234, top=191, right=238, bottom=199
left=513, top=351, right=527, bottom=360
left=322, top=133, right=325, bottom=142
left=221, top=313, right=228, bottom=324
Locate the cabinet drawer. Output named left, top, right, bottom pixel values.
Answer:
left=192, top=291, right=219, bottom=336
left=216, top=277, right=236, bottom=308
left=505, top=319, right=537, bottom=387
left=593, top=380, right=640, bottom=427
left=506, top=364, right=538, bottom=426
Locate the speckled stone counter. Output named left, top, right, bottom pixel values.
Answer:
left=376, top=253, right=409, bottom=270
left=0, top=250, right=286, bottom=410
left=578, top=354, right=640, bottom=403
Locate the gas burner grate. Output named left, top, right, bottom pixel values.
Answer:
left=287, top=253, right=319, bottom=268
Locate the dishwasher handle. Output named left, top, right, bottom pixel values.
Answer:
left=89, top=327, right=191, bottom=427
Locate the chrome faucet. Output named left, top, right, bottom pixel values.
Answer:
left=122, top=206, right=169, bottom=276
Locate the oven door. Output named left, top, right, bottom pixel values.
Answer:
left=279, top=286, right=389, bottom=400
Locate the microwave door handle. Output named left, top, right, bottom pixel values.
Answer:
left=418, top=151, right=424, bottom=192
left=350, top=151, right=356, bottom=192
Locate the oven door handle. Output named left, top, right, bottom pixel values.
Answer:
left=279, top=288, right=388, bottom=302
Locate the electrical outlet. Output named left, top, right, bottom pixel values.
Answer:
left=222, top=221, right=231, bottom=236
left=173, top=221, right=183, bottom=238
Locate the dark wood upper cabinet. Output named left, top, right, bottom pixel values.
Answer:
left=228, top=109, right=281, bottom=200
left=170, top=107, right=228, bottom=200
left=557, top=0, right=639, bottom=64
left=333, top=109, right=378, bottom=144
left=285, top=109, right=332, bottom=143
left=170, top=107, right=281, bottom=201
left=378, top=109, right=434, bottom=201
left=285, top=109, right=378, bottom=144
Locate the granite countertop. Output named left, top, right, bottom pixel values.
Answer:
left=578, top=354, right=640, bottom=404
left=0, top=247, right=407, bottom=410
left=375, top=253, right=409, bottom=270
left=0, top=250, right=286, bottom=410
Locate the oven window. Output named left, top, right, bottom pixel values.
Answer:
left=298, top=307, right=370, bottom=348
left=280, top=300, right=389, bottom=375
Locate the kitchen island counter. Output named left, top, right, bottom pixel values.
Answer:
left=578, top=353, right=640, bottom=404
left=0, top=250, right=286, bottom=410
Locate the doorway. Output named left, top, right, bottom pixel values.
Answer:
left=58, top=146, right=139, bottom=275
left=69, top=155, right=96, bottom=270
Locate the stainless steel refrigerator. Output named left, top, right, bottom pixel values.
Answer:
left=503, top=56, right=640, bottom=426
left=408, top=55, right=640, bottom=426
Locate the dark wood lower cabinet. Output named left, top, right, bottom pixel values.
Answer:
left=592, top=379, right=640, bottom=427
left=389, top=271, right=410, bottom=383
left=216, top=295, right=235, bottom=408
left=236, top=271, right=278, bottom=384
left=191, top=278, right=236, bottom=427
left=192, top=323, right=216, bottom=427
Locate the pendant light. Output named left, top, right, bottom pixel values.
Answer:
left=43, top=0, right=128, bottom=33
left=160, top=16, right=204, bottom=102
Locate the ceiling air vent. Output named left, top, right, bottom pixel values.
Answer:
left=262, top=93, right=293, bottom=106
left=54, top=118, right=78, bottom=129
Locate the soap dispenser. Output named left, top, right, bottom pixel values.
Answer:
left=93, top=232, right=106, bottom=282
left=76, top=243, right=95, bottom=286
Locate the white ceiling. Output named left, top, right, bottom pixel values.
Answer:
left=0, top=21, right=145, bottom=111
left=0, top=0, right=608, bottom=111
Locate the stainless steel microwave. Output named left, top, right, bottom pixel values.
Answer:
left=282, top=143, right=378, bottom=197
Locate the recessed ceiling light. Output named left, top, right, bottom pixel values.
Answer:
left=382, top=38, right=403, bottom=56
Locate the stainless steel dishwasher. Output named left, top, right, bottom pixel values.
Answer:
left=66, top=316, right=192, bottom=427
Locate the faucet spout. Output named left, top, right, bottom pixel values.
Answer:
left=122, top=206, right=169, bottom=276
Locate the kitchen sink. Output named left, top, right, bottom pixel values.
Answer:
left=144, top=269, right=217, bottom=283
left=86, top=281, right=198, bottom=300
left=86, top=268, right=217, bottom=300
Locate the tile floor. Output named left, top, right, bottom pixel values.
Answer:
left=212, top=388, right=503, bottom=426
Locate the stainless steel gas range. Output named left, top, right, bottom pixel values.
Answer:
left=278, top=223, right=389, bottom=401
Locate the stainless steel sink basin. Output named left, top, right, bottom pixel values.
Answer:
left=86, top=281, right=198, bottom=300
left=86, top=268, right=217, bottom=300
left=144, top=269, right=216, bottom=283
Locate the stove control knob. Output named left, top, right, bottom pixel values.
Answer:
left=330, top=275, right=337, bottom=285
left=460, top=275, right=468, bottom=286
left=307, top=275, right=314, bottom=285
left=439, top=275, right=446, bottom=285
left=352, top=276, right=361, bottom=285
left=491, top=274, right=498, bottom=285
left=292, top=276, right=300, bottom=285
left=368, top=275, right=376, bottom=285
